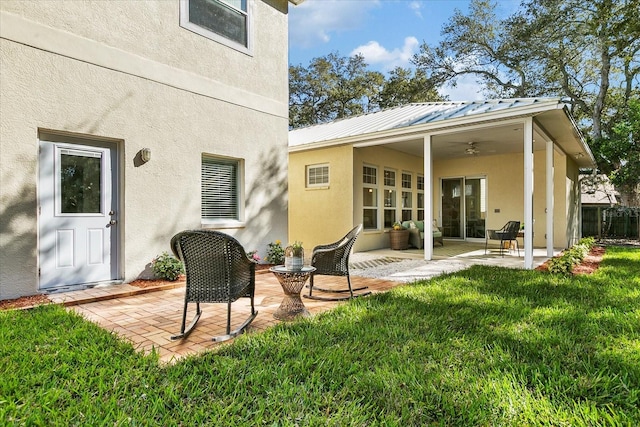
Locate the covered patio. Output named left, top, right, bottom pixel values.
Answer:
left=289, top=98, right=596, bottom=270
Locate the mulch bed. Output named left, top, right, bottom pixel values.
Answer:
left=535, top=245, right=605, bottom=275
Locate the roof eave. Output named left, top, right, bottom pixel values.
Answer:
left=289, top=99, right=566, bottom=152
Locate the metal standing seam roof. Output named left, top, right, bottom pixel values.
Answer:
left=289, top=97, right=564, bottom=147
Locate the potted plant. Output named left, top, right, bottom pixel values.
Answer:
left=284, top=241, right=304, bottom=271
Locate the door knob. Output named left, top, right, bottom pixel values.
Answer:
left=109, top=219, right=117, bottom=225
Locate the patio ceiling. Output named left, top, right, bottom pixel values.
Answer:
left=289, top=98, right=596, bottom=168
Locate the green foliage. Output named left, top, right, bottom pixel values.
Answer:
left=2, top=246, right=639, bottom=424
left=594, top=98, right=640, bottom=195
left=151, top=252, right=183, bottom=281
left=289, top=52, right=444, bottom=129
left=547, top=237, right=596, bottom=276
left=265, top=240, right=285, bottom=264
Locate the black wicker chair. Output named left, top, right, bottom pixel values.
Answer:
left=306, top=224, right=370, bottom=301
left=484, top=221, right=521, bottom=257
left=170, top=230, right=257, bottom=342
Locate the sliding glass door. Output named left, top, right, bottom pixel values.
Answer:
left=464, top=177, right=486, bottom=239
left=442, top=178, right=463, bottom=238
left=441, top=177, right=486, bottom=239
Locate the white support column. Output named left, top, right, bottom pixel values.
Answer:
left=524, top=118, right=534, bottom=269
left=424, top=135, right=433, bottom=261
left=546, top=139, right=555, bottom=257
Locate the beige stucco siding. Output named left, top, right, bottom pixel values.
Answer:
left=1, top=0, right=289, bottom=102
left=0, top=1, right=290, bottom=299
left=288, top=145, right=354, bottom=252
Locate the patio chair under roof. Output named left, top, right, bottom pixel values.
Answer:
left=485, top=221, right=521, bottom=257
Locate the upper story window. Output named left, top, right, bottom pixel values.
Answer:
left=180, top=0, right=252, bottom=55
left=306, top=164, right=329, bottom=188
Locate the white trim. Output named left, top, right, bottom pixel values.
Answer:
left=523, top=118, right=534, bottom=269
left=305, top=163, right=330, bottom=188
left=424, top=135, right=433, bottom=261
left=0, top=11, right=286, bottom=118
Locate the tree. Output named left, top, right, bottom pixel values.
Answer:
left=413, top=0, right=640, bottom=201
left=593, top=98, right=640, bottom=205
left=289, top=53, right=444, bottom=129
left=412, top=0, right=546, bottom=99
left=379, top=67, right=446, bottom=109
left=289, top=52, right=385, bottom=128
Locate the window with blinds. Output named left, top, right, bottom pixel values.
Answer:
left=201, top=156, right=240, bottom=220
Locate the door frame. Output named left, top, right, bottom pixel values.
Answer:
left=38, top=131, right=122, bottom=290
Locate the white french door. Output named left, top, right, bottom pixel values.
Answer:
left=38, top=138, right=119, bottom=289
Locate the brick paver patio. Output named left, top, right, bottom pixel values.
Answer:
left=48, top=272, right=400, bottom=364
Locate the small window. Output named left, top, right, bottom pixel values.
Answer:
left=180, top=0, right=252, bottom=54
left=306, top=164, right=329, bottom=188
left=201, top=155, right=242, bottom=222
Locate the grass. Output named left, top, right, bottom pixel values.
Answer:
left=1, top=246, right=639, bottom=425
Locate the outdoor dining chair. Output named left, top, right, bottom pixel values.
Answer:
left=306, top=224, right=371, bottom=301
left=170, top=230, right=257, bottom=342
left=484, top=221, right=521, bottom=257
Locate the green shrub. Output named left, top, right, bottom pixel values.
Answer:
left=265, top=240, right=285, bottom=264
left=547, top=237, right=596, bottom=276
left=151, top=252, right=184, bottom=281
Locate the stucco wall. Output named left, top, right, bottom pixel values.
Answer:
left=288, top=145, right=354, bottom=253
left=0, top=1, right=290, bottom=299
left=0, top=0, right=288, bottom=102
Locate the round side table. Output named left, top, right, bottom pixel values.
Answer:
left=269, top=266, right=316, bottom=320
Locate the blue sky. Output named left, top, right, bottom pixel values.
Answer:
left=288, top=0, right=519, bottom=100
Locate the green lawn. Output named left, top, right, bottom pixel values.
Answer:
left=1, top=246, right=639, bottom=425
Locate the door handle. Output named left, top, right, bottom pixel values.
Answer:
left=109, top=219, right=117, bottom=225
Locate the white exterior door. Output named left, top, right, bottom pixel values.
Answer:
left=39, top=139, right=118, bottom=289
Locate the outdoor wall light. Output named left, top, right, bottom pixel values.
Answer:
left=140, top=148, right=151, bottom=163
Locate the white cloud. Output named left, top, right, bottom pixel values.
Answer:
left=288, top=0, right=381, bottom=49
left=408, top=1, right=423, bottom=19
left=350, top=36, right=419, bottom=71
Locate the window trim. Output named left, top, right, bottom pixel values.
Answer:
left=179, top=0, right=253, bottom=56
left=201, top=154, right=245, bottom=228
left=306, top=163, right=330, bottom=188
left=383, top=168, right=397, bottom=229
left=362, top=164, right=379, bottom=231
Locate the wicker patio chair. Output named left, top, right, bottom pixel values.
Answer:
left=170, top=230, right=258, bottom=342
left=484, top=221, right=521, bottom=257
left=306, top=224, right=371, bottom=301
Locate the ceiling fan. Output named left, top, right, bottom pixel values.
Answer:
left=465, top=142, right=480, bottom=155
